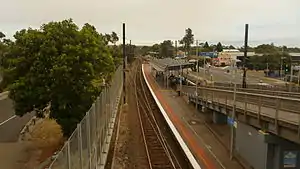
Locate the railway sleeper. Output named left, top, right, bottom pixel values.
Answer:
left=146, top=138, right=160, bottom=143
left=149, top=151, right=170, bottom=158
left=144, top=132, right=159, bottom=137
left=152, top=164, right=174, bottom=169
left=148, top=146, right=166, bottom=152
left=151, top=159, right=172, bottom=165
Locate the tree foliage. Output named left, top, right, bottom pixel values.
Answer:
left=2, top=19, right=115, bottom=136
left=103, top=31, right=119, bottom=45
left=203, top=41, right=209, bottom=48
left=216, top=42, right=223, bottom=52
left=249, top=52, right=291, bottom=70
left=0, top=32, right=5, bottom=39
left=160, top=40, right=174, bottom=58
left=111, top=32, right=119, bottom=45
left=138, top=46, right=152, bottom=56
left=0, top=32, right=13, bottom=90
left=180, top=28, right=194, bottom=56
left=126, top=44, right=136, bottom=63
left=254, top=44, right=278, bottom=54
left=228, top=45, right=235, bottom=49
left=200, top=41, right=212, bottom=52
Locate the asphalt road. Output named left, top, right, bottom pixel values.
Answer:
left=190, top=67, right=285, bottom=85
left=0, top=97, right=14, bottom=124
left=0, top=94, right=34, bottom=142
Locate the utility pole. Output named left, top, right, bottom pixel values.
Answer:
left=280, top=48, right=284, bottom=79
left=195, top=40, right=199, bottom=112
left=289, top=64, right=294, bottom=92
left=203, top=54, right=206, bottom=84
left=230, top=59, right=237, bottom=160
left=175, top=40, right=178, bottom=58
left=297, top=71, right=300, bottom=92
left=122, top=23, right=126, bottom=104
left=180, top=59, right=182, bottom=96
left=179, top=39, right=183, bottom=95
left=266, top=62, right=269, bottom=75
left=129, top=40, right=131, bottom=58
left=242, top=24, right=249, bottom=88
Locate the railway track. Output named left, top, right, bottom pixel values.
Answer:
left=133, top=60, right=181, bottom=169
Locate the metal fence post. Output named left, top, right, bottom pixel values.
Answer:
left=67, top=140, right=71, bottom=169
left=104, top=87, right=108, bottom=144
left=86, top=111, right=92, bottom=169
left=78, top=123, right=83, bottom=169
left=108, top=87, right=112, bottom=130
left=275, top=98, right=280, bottom=134
left=95, top=146, right=98, bottom=169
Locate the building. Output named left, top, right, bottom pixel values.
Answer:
left=175, top=50, right=186, bottom=58
left=215, top=50, right=257, bottom=66
left=290, top=53, right=300, bottom=62
left=198, top=52, right=218, bottom=58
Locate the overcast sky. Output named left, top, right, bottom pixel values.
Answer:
left=1, top=0, right=299, bottom=47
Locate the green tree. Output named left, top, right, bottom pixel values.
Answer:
left=249, top=52, right=291, bottom=70
left=4, top=19, right=115, bottom=136
left=150, top=44, right=160, bottom=54
left=229, top=45, right=235, bottom=49
left=286, top=47, right=300, bottom=53
left=126, top=44, right=136, bottom=63
left=160, top=40, right=174, bottom=58
left=203, top=41, right=209, bottom=48
left=106, top=32, right=122, bottom=66
left=111, top=31, right=119, bottom=45
left=254, top=44, right=278, bottom=54
left=180, top=28, right=194, bottom=56
left=103, top=33, right=111, bottom=45
left=139, top=46, right=152, bottom=56
left=216, top=42, right=223, bottom=52
left=200, top=41, right=211, bottom=52
left=0, top=32, right=5, bottom=39
left=0, top=32, right=6, bottom=84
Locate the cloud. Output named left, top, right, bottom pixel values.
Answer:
left=0, top=0, right=299, bottom=46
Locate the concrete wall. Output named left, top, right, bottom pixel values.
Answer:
left=212, top=111, right=227, bottom=124
left=236, top=122, right=300, bottom=169
left=266, top=135, right=300, bottom=169
left=235, top=122, right=268, bottom=169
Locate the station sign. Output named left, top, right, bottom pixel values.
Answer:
left=227, top=117, right=237, bottom=128
left=198, top=52, right=218, bottom=58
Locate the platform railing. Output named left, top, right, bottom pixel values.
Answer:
left=183, top=85, right=300, bottom=98
left=184, top=86, right=300, bottom=126
left=184, top=72, right=300, bottom=92
left=48, top=66, right=123, bottom=169
left=213, top=82, right=300, bottom=92
left=206, top=86, right=300, bottom=98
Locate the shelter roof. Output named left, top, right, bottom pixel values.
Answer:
left=150, top=58, right=194, bottom=71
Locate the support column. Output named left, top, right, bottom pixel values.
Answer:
left=212, top=111, right=227, bottom=124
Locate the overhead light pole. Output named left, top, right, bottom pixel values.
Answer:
left=242, top=24, right=249, bottom=88
left=280, top=48, right=284, bottom=80
left=230, top=59, right=237, bottom=160
left=289, top=63, right=294, bottom=92
left=122, top=23, right=126, bottom=104
left=203, top=54, right=206, bottom=85
left=195, top=40, right=199, bottom=112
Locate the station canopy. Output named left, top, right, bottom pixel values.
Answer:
left=150, top=58, right=195, bottom=71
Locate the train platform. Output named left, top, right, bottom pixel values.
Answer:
left=142, top=64, right=244, bottom=169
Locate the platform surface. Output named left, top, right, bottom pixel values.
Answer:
left=144, top=64, right=245, bottom=169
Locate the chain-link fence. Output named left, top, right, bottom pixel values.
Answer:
left=48, top=66, right=123, bottom=169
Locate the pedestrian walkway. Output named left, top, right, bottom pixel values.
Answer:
left=144, top=64, right=244, bottom=169
left=181, top=85, right=299, bottom=125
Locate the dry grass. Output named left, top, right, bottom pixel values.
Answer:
left=24, top=118, right=64, bottom=166
left=28, top=118, right=63, bottom=146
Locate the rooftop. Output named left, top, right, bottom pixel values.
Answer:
left=150, top=58, right=195, bottom=71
